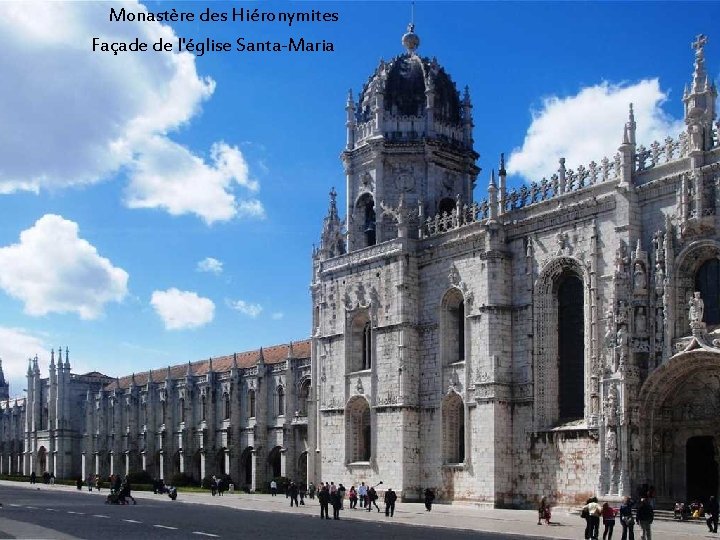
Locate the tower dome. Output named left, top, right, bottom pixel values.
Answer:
left=349, top=24, right=470, bottom=150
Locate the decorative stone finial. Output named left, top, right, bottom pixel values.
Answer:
left=402, top=23, right=420, bottom=53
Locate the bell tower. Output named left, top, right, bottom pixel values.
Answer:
left=342, top=24, right=479, bottom=251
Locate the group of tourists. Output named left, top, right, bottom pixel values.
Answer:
left=29, top=471, right=54, bottom=485
left=578, top=496, right=652, bottom=540
left=312, top=481, right=398, bottom=520
left=209, top=475, right=228, bottom=496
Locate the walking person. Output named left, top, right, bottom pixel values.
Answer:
left=707, top=495, right=719, bottom=533
left=288, top=481, right=299, bottom=507
left=537, top=496, right=551, bottom=524
left=299, top=483, right=306, bottom=505
left=582, top=497, right=601, bottom=540
left=368, top=485, right=380, bottom=512
left=308, top=482, right=316, bottom=500
left=87, top=473, right=94, bottom=492
left=619, top=497, right=635, bottom=540
left=29, top=471, right=36, bottom=485
left=424, top=488, right=435, bottom=512
left=338, top=483, right=346, bottom=509
left=349, top=486, right=358, bottom=509
left=331, top=488, right=342, bottom=520
left=636, top=498, right=653, bottom=540
left=384, top=487, right=397, bottom=517
left=358, top=482, right=367, bottom=509
left=601, top=501, right=616, bottom=540
left=318, top=484, right=330, bottom=520
left=270, top=479, right=277, bottom=496
left=121, top=478, right=137, bottom=505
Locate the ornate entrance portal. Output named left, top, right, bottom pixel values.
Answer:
left=639, top=346, right=720, bottom=504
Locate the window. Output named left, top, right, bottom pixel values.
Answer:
left=298, top=380, right=310, bottom=416
left=442, top=289, right=466, bottom=365
left=349, top=312, right=373, bottom=372
left=354, top=193, right=376, bottom=248
left=277, top=386, right=285, bottom=416
left=346, top=397, right=371, bottom=462
left=248, top=390, right=256, bottom=418
left=224, top=394, right=231, bottom=420
left=695, top=258, right=720, bottom=325
left=557, top=273, right=584, bottom=420
left=442, top=392, right=465, bottom=463
left=179, top=398, right=185, bottom=423
left=201, top=395, right=207, bottom=421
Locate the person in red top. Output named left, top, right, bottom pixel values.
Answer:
left=601, top=502, right=617, bottom=540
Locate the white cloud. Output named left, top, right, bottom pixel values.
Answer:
left=0, top=215, right=129, bottom=319
left=125, top=138, right=263, bottom=224
left=271, top=312, right=284, bottom=320
left=227, top=299, right=263, bottom=318
left=0, top=327, right=49, bottom=393
left=507, top=79, right=685, bottom=181
left=0, top=2, right=262, bottom=223
left=151, top=288, right=215, bottom=330
left=197, top=257, right=223, bottom=275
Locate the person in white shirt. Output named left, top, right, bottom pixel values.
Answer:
left=358, top=482, right=367, bottom=509
left=270, top=479, right=277, bottom=496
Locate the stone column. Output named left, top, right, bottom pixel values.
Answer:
left=280, top=447, right=287, bottom=477
left=94, top=453, right=99, bottom=476
left=224, top=449, right=230, bottom=476
left=81, top=453, right=86, bottom=480
left=125, top=453, right=130, bottom=476
left=200, top=450, right=206, bottom=480
left=110, top=452, right=115, bottom=475
left=141, top=452, right=147, bottom=472
left=159, top=450, right=165, bottom=481
left=251, top=450, right=257, bottom=492
left=179, top=449, right=185, bottom=474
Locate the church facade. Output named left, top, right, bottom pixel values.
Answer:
left=1, top=29, right=719, bottom=508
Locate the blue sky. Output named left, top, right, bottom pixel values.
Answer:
left=0, top=1, right=718, bottom=395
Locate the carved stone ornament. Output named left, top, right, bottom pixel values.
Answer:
left=356, top=378, right=364, bottom=394
left=448, top=264, right=460, bottom=287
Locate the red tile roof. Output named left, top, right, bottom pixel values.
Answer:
left=106, top=339, right=311, bottom=390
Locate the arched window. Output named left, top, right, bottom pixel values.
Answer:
left=441, top=289, right=466, bottom=365
left=349, top=311, right=373, bottom=373
left=161, top=400, right=167, bottom=424
left=248, top=390, right=256, bottom=418
left=355, top=193, right=376, bottom=248
left=346, top=397, right=371, bottom=462
left=442, top=392, right=465, bottom=463
left=298, top=380, right=310, bottom=416
left=695, top=258, right=720, bottom=325
left=179, top=398, right=185, bottom=423
left=557, top=273, right=584, bottom=420
left=277, top=386, right=285, bottom=416
left=438, top=197, right=455, bottom=216
left=201, top=395, right=207, bottom=421
left=224, top=394, right=231, bottom=420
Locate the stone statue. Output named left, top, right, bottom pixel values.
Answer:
left=689, top=291, right=704, bottom=324
left=634, top=262, right=647, bottom=290
left=604, top=308, right=615, bottom=348
left=605, top=386, right=618, bottom=427
left=635, top=307, right=647, bottom=334
left=605, top=428, right=618, bottom=461
left=615, top=326, right=628, bottom=372
left=655, top=261, right=665, bottom=293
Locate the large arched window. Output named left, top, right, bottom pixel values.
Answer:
left=441, top=289, right=466, bottom=365
left=557, top=272, right=584, bottom=420
left=201, top=395, right=207, bottom=421
left=276, top=386, right=285, bottom=417
left=442, top=392, right=465, bottom=463
left=348, top=311, right=373, bottom=373
left=179, top=398, right=185, bottom=423
left=695, top=258, right=720, bottom=325
left=248, top=390, right=256, bottom=418
left=346, top=397, right=371, bottom=462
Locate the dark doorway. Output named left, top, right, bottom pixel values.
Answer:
left=558, top=274, right=584, bottom=420
left=687, top=436, right=718, bottom=503
left=696, top=259, right=720, bottom=325
left=268, top=447, right=281, bottom=478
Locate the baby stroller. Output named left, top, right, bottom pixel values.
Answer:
left=105, top=490, right=127, bottom=505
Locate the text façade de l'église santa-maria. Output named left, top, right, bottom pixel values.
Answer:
left=2, top=25, right=720, bottom=508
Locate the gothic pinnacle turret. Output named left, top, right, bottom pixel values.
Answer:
left=683, top=34, right=717, bottom=152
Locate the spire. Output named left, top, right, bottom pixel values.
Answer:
left=318, top=186, right=346, bottom=261
left=0, top=358, right=6, bottom=385
left=57, top=346, right=62, bottom=368
left=691, top=34, right=709, bottom=94
left=258, top=347, right=265, bottom=365
left=488, top=170, right=498, bottom=221
left=208, top=356, right=213, bottom=372
left=33, top=355, right=40, bottom=375
left=186, top=361, right=192, bottom=377
left=499, top=153, right=507, bottom=178
left=27, top=359, right=33, bottom=377
left=328, top=187, right=338, bottom=221
left=232, top=352, right=238, bottom=369
left=166, top=365, right=172, bottom=380
left=623, top=103, right=636, bottom=146
left=287, top=341, right=294, bottom=359
left=50, top=348, right=55, bottom=368
left=64, top=346, right=70, bottom=370
left=148, top=368, right=153, bottom=384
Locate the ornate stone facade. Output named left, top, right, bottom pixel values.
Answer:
left=310, top=30, right=720, bottom=506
